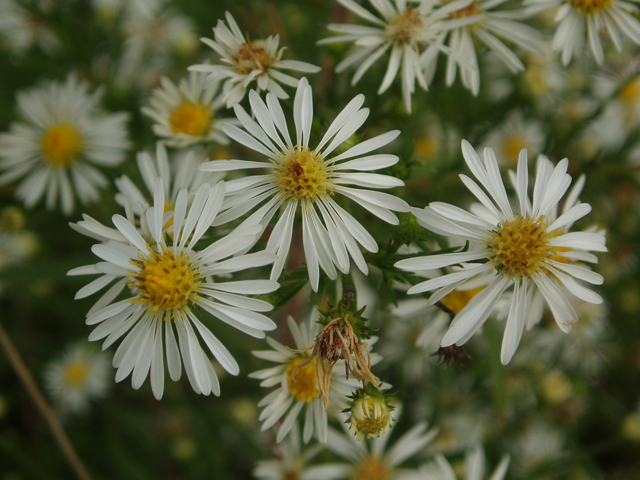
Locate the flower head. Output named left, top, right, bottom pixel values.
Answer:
left=0, top=76, right=130, bottom=215
left=421, top=444, right=510, bottom=480
left=189, top=12, right=320, bottom=107
left=69, top=178, right=279, bottom=399
left=396, top=140, right=607, bottom=364
left=346, top=383, right=395, bottom=441
left=201, top=78, right=409, bottom=291
left=142, top=70, right=235, bottom=146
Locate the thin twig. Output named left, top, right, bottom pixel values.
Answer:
left=0, top=320, right=92, bottom=480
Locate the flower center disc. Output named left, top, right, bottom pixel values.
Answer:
left=501, top=135, right=528, bottom=165
left=41, top=123, right=83, bottom=166
left=568, top=0, right=613, bottom=13
left=275, top=148, right=333, bottom=201
left=131, top=246, right=202, bottom=312
left=386, top=6, right=423, bottom=44
left=170, top=102, right=211, bottom=137
left=488, top=215, right=553, bottom=278
left=441, top=286, right=485, bottom=313
left=64, top=361, right=89, bottom=387
left=352, top=456, right=391, bottom=480
left=286, top=357, right=318, bottom=402
left=234, top=41, right=272, bottom=74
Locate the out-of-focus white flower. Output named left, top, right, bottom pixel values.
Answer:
left=482, top=110, right=545, bottom=167
left=0, top=0, right=61, bottom=55
left=0, top=76, right=130, bottom=215
left=142, top=71, right=236, bottom=147
left=421, top=444, right=510, bottom=480
left=43, top=342, right=110, bottom=413
left=189, top=11, right=320, bottom=108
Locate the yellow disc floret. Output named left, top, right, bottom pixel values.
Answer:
left=286, top=357, right=319, bottom=402
left=131, top=246, right=202, bottom=313
left=40, top=123, right=83, bottom=166
left=275, top=148, right=334, bottom=201
left=449, top=0, right=482, bottom=19
left=501, top=135, right=528, bottom=166
left=170, top=102, right=212, bottom=137
left=441, top=286, right=485, bottom=313
left=349, top=395, right=393, bottom=441
left=386, top=6, right=423, bottom=44
left=352, top=456, right=391, bottom=480
left=488, top=215, right=555, bottom=278
left=64, top=361, right=89, bottom=387
left=568, top=0, right=614, bottom=13
left=234, top=41, right=273, bottom=75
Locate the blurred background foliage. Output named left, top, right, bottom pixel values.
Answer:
left=1, top=0, right=640, bottom=479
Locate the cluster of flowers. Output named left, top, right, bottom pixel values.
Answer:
left=0, top=0, right=616, bottom=477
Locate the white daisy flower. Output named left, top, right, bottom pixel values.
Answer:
left=0, top=76, right=130, bottom=215
left=43, top=342, right=110, bottom=413
left=395, top=140, right=607, bottom=364
left=189, top=11, right=321, bottom=108
left=141, top=70, right=235, bottom=147
left=526, top=0, right=640, bottom=65
left=481, top=110, right=545, bottom=167
left=318, top=0, right=479, bottom=112
left=201, top=78, right=410, bottom=291
left=249, top=311, right=381, bottom=444
left=113, top=142, right=223, bottom=219
left=318, top=413, right=439, bottom=479
left=253, top=422, right=328, bottom=480
left=0, top=0, right=61, bottom=55
left=68, top=178, right=279, bottom=399
left=421, top=445, right=510, bottom=480
left=423, top=0, right=543, bottom=96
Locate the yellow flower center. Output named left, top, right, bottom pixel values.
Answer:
left=415, top=135, right=440, bottom=161
left=286, top=357, right=319, bottom=402
left=130, top=246, right=202, bottom=313
left=64, top=361, right=89, bottom=387
left=620, top=78, right=640, bottom=103
left=169, top=102, right=211, bottom=137
left=386, top=6, right=423, bottom=44
left=40, top=123, right=83, bottom=166
left=449, top=0, right=482, bottom=19
left=234, top=41, right=273, bottom=75
left=275, top=148, right=334, bottom=201
left=501, top=135, right=529, bottom=166
left=568, top=0, right=613, bottom=13
left=352, top=456, right=391, bottom=480
left=488, top=215, right=555, bottom=278
left=524, top=66, right=550, bottom=97
left=441, top=286, right=485, bottom=313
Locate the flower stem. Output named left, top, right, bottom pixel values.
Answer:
left=0, top=319, right=92, bottom=480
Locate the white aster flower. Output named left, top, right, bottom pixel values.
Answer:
left=253, top=422, right=328, bottom=480
left=201, top=78, right=410, bottom=291
left=396, top=140, right=607, bottom=364
left=189, top=11, right=321, bottom=108
left=318, top=0, right=478, bottom=112
left=44, top=342, right=110, bottom=413
left=0, top=76, right=130, bottom=215
left=421, top=445, right=510, bottom=480
left=319, top=414, right=439, bottom=480
left=526, top=0, right=640, bottom=65
left=113, top=142, right=223, bottom=219
left=482, top=110, right=545, bottom=167
left=250, top=311, right=380, bottom=444
left=424, top=0, right=543, bottom=96
left=141, top=70, right=235, bottom=147
left=0, top=0, right=61, bottom=55
left=69, top=178, right=279, bottom=399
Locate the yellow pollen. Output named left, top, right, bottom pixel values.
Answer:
left=64, top=361, right=89, bottom=387
left=449, top=0, right=482, bottom=19
left=234, top=41, right=272, bottom=75
left=275, top=148, right=333, bottom=201
left=488, top=215, right=555, bottom=278
left=40, top=123, right=83, bottom=166
left=441, top=286, right=485, bottom=313
left=501, top=135, right=529, bottom=166
left=568, top=0, right=613, bottom=13
left=130, top=246, right=202, bottom=313
left=352, top=456, right=391, bottom=480
left=169, top=102, right=211, bottom=137
left=286, top=357, right=319, bottom=402
left=386, top=6, right=423, bottom=44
